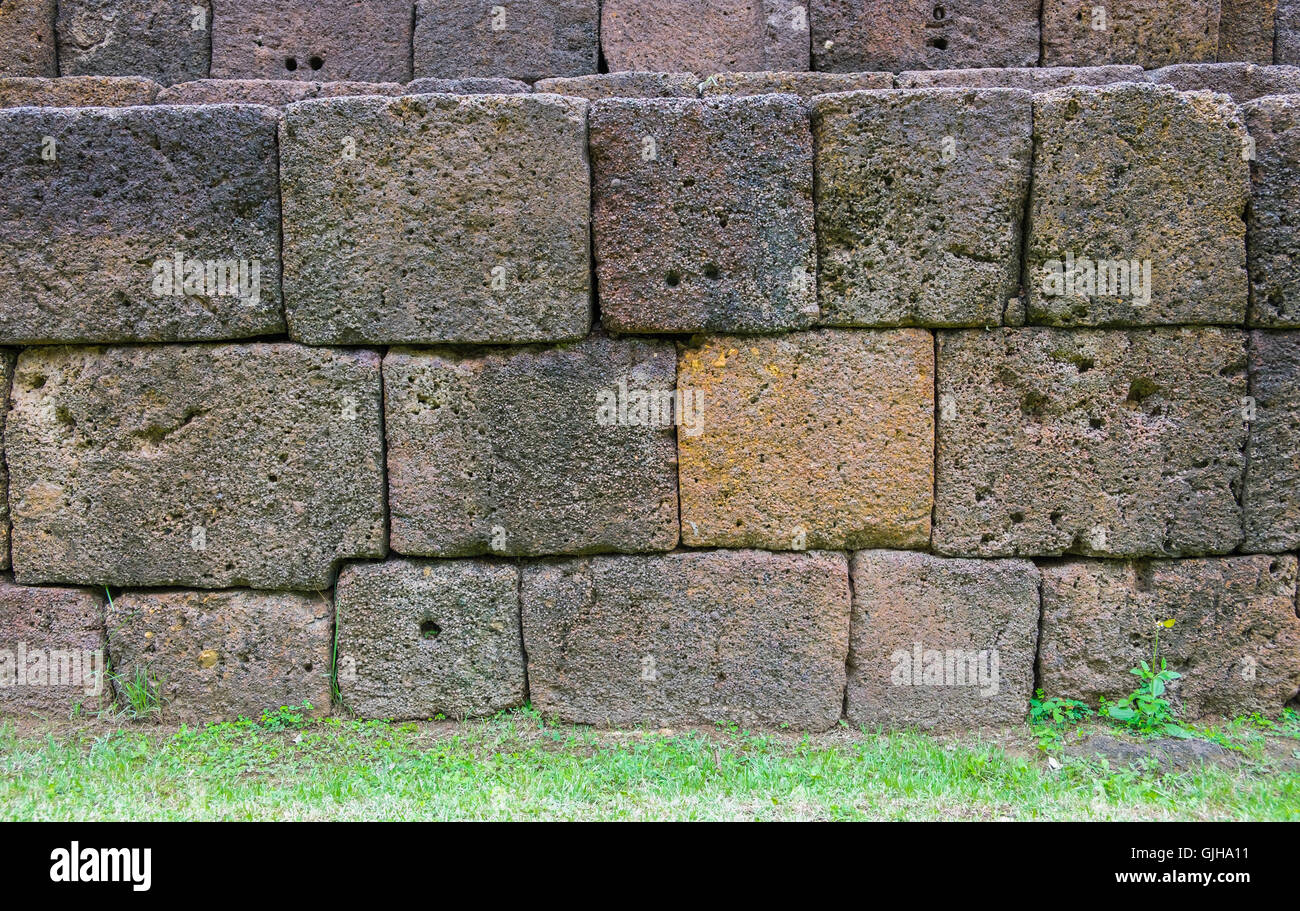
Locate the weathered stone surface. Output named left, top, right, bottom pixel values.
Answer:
left=1149, top=63, right=1300, bottom=100
left=1244, top=95, right=1300, bottom=326
left=591, top=96, right=816, bottom=334
left=1219, top=0, right=1278, bottom=63
left=1280, top=0, right=1300, bottom=64
left=0, top=105, right=283, bottom=343
left=896, top=65, right=1147, bottom=90
left=212, top=0, right=411, bottom=82
left=336, top=559, right=525, bottom=720
left=414, top=0, right=598, bottom=82
left=8, top=344, right=387, bottom=589
left=0, top=0, right=54, bottom=76
left=535, top=72, right=700, bottom=99
left=1026, top=84, right=1250, bottom=326
left=934, top=328, right=1247, bottom=558
left=57, top=0, right=210, bottom=85
left=1041, top=0, right=1220, bottom=67
left=385, top=335, right=679, bottom=557
left=0, top=578, right=106, bottom=717
left=405, top=77, right=531, bottom=95
left=0, top=75, right=159, bottom=106
left=156, top=79, right=403, bottom=105
left=813, top=88, right=1032, bottom=328
left=602, top=1, right=809, bottom=73
left=1244, top=332, right=1300, bottom=550
left=811, top=0, right=1039, bottom=72
left=281, top=93, right=591, bottom=345
left=679, top=329, right=934, bottom=550
left=846, top=551, right=1039, bottom=731
left=0, top=351, right=14, bottom=569
left=107, top=589, right=333, bottom=722
left=522, top=550, right=851, bottom=729
left=1039, top=556, right=1300, bottom=718
left=700, top=70, right=891, bottom=97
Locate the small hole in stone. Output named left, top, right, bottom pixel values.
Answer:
left=1010, top=511, right=1024, bottom=523
left=928, top=37, right=948, bottom=50
left=309, top=56, right=324, bottom=70
left=285, top=57, right=298, bottom=71
left=703, top=263, right=721, bottom=280
left=665, top=270, right=681, bottom=287
left=419, top=620, right=441, bottom=639
left=933, top=5, right=945, bottom=19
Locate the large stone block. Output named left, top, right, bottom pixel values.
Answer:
left=7, top=344, right=387, bottom=589
left=1041, top=0, right=1220, bottom=67
left=335, top=559, right=525, bottom=720
left=811, top=0, right=1039, bottom=72
left=0, top=0, right=55, bottom=76
left=385, top=334, right=679, bottom=557
left=405, top=77, right=531, bottom=95
left=211, top=0, right=412, bottom=82
left=57, top=0, right=210, bottom=85
left=522, top=550, right=851, bottom=729
left=1148, top=63, right=1300, bottom=100
left=0, top=104, right=283, bottom=343
left=1281, top=0, right=1300, bottom=63
left=156, top=79, right=403, bottom=105
left=1026, top=84, right=1250, bottom=327
left=591, top=96, right=816, bottom=334
left=846, top=551, right=1040, bottom=731
left=535, top=72, right=700, bottom=99
left=602, top=1, right=809, bottom=73
left=0, top=75, right=159, bottom=106
left=106, top=589, right=333, bottom=722
left=1039, top=556, right=1300, bottom=718
left=1244, top=95, right=1300, bottom=326
left=679, top=329, right=934, bottom=550
left=895, top=65, right=1147, bottom=90
left=281, top=93, right=591, bottom=345
left=813, top=88, right=1032, bottom=328
left=1218, top=0, right=1278, bottom=63
left=1244, top=332, right=1300, bottom=551
left=700, top=70, right=892, bottom=97
left=0, top=351, right=14, bottom=570
left=934, top=328, right=1247, bottom=558
left=0, top=579, right=106, bottom=717
left=414, top=0, right=598, bottom=82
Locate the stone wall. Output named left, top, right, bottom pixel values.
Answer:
left=1, top=2, right=1299, bottom=730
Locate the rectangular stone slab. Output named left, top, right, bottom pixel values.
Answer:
left=211, top=0, right=412, bottom=82
left=107, top=589, right=333, bottom=722
left=601, top=1, right=809, bottom=73
left=1026, top=84, right=1250, bottom=327
left=895, top=65, right=1147, bottom=90
left=847, top=550, right=1040, bottom=731
left=57, top=0, right=210, bottom=85
left=414, top=0, right=598, bottom=82
left=0, top=75, right=160, bottom=107
left=1244, top=331, right=1300, bottom=551
left=0, top=104, right=284, bottom=343
left=590, top=96, right=817, bottom=334
left=384, top=334, right=679, bottom=557
left=934, top=328, right=1247, bottom=558
left=7, top=344, right=387, bottom=590
left=0, top=578, right=107, bottom=718
left=0, top=351, right=14, bottom=570
left=700, top=71, right=892, bottom=98
left=405, top=77, right=531, bottom=95
left=813, top=88, right=1032, bottom=328
left=522, top=550, right=851, bottom=729
left=1038, top=556, right=1300, bottom=719
left=1281, top=0, right=1300, bottom=64
left=280, top=93, right=591, bottom=345
left=335, top=559, right=525, bottom=720
left=156, top=79, right=404, bottom=105
left=535, top=72, right=701, bottom=99
left=1244, top=95, right=1300, bottom=326
left=1040, top=0, right=1220, bottom=67
left=679, top=329, right=934, bottom=550
left=0, top=0, right=59, bottom=76
left=1148, top=64, right=1300, bottom=101
left=1217, top=1, right=1279, bottom=64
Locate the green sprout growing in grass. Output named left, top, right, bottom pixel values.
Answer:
left=1104, top=618, right=1184, bottom=737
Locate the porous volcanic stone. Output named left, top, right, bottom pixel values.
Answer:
left=57, top=0, right=210, bottom=85
left=1041, top=0, right=1220, bottom=67
left=1281, top=0, right=1300, bottom=64
left=335, top=559, right=525, bottom=720
left=0, top=75, right=159, bottom=106
left=813, top=88, right=1032, bottom=327
left=895, top=65, right=1147, bottom=90
left=1148, top=63, right=1300, bottom=100
left=846, top=551, right=1040, bottom=731
left=1244, top=95, right=1300, bottom=326
left=0, top=104, right=283, bottom=343
left=1244, top=332, right=1300, bottom=551
left=156, top=79, right=403, bottom=105
left=385, top=334, right=679, bottom=557
left=1218, top=0, right=1278, bottom=63
left=522, top=550, right=851, bottom=729
left=934, top=328, right=1247, bottom=558
left=0, top=351, right=14, bottom=569
left=405, top=77, right=530, bottom=94
left=811, top=0, right=1039, bottom=72
left=535, top=72, right=700, bottom=99
left=0, top=578, right=106, bottom=717
left=602, top=1, right=809, bottom=73
left=107, top=589, right=333, bottom=722
left=700, top=70, right=892, bottom=97
left=679, top=329, right=934, bottom=550
left=591, top=96, right=816, bottom=334
left=281, top=93, right=591, bottom=345
left=7, top=344, right=387, bottom=589
left=1026, top=84, right=1250, bottom=327
left=0, top=0, right=55, bottom=76
left=1038, top=556, right=1300, bottom=719
left=211, top=0, right=412, bottom=82
left=414, top=0, right=598, bottom=82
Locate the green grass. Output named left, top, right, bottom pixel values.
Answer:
left=3, top=708, right=1299, bottom=820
